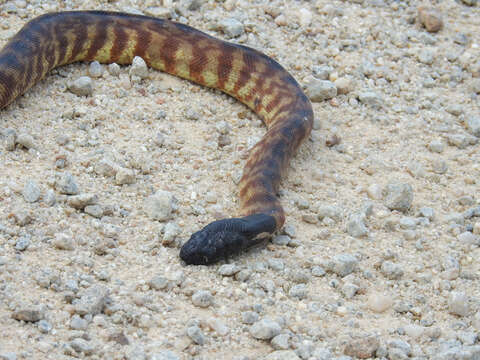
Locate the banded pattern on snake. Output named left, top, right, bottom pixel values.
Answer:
left=0, top=11, right=314, bottom=265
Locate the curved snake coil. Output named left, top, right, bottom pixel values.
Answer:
left=0, top=11, right=314, bottom=265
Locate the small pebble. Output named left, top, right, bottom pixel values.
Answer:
left=383, top=182, right=413, bottom=213
left=84, top=205, right=103, bottom=218
left=312, top=266, right=327, bottom=277
left=448, top=291, right=470, bottom=316
left=404, top=324, right=424, bottom=339
left=466, top=116, right=480, bottom=137
left=346, top=214, right=368, bottom=237
left=207, top=317, right=229, bottom=336
left=471, top=79, right=480, bottom=94
left=95, top=158, right=118, bottom=177
left=218, top=18, right=244, bottom=38
left=148, top=275, right=168, bottom=290
left=367, top=183, right=383, bottom=200
left=144, top=6, right=171, bottom=18
left=192, top=290, right=213, bottom=308
left=419, top=207, right=434, bottom=220
left=70, top=338, right=94, bottom=355
left=88, top=61, right=103, bottom=78
left=344, top=336, right=379, bottom=359
left=316, top=205, right=342, bottom=221
left=367, top=293, right=393, bottom=313
left=417, top=49, right=435, bottom=65
left=5, top=131, right=16, bottom=151
left=305, top=80, right=337, bottom=102
left=67, top=193, right=98, bottom=209
left=329, top=253, right=358, bottom=277
left=313, top=65, right=333, bottom=80
left=150, top=351, right=179, bottom=360
left=358, top=91, right=383, bottom=107
left=297, top=7, right=312, bottom=27
left=418, top=6, right=443, bottom=33
left=381, top=261, right=404, bottom=280
left=447, top=133, right=477, bottom=149
left=218, top=264, right=240, bottom=276
left=288, top=284, right=307, bottom=299
left=15, top=236, right=30, bottom=251
left=273, top=235, right=291, bottom=246
left=56, top=172, right=79, bottom=195
left=341, top=282, right=359, bottom=299
left=129, top=56, right=149, bottom=79
left=68, top=76, right=93, bottom=96
left=334, top=77, right=353, bottom=95
left=12, top=305, right=45, bottom=322
left=74, top=285, right=109, bottom=316
left=53, top=233, right=75, bottom=250
left=249, top=318, right=281, bottom=340
left=144, top=190, right=176, bottom=221
left=446, top=104, right=464, bottom=116
left=283, top=224, right=296, bottom=237
left=70, top=314, right=88, bottom=330
left=11, top=210, right=32, bottom=226
left=457, top=231, right=480, bottom=245
left=163, top=222, right=180, bottom=245
left=37, top=319, right=52, bottom=334
left=186, top=325, right=206, bottom=345
left=271, top=334, right=290, bottom=350
left=428, top=139, right=444, bottom=153
left=115, top=167, right=135, bottom=185
left=108, top=63, right=121, bottom=76
left=16, top=133, right=36, bottom=149
left=263, top=351, right=300, bottom=360
left=242, top=311, right=259, bottom=325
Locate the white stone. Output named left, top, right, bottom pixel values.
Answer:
left=448, top=291, right=469, bottom=316
left=367, top=293, right=393, bottom=313
left=68, top=76, right=93, bottom=96
left=249, top=318, right=281, bottom=340
left=144, top=190, right=176, bottom=221
left=129, top=56, right=149, bottom=79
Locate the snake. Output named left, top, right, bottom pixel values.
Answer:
left=0, top=11, right=314, bottom=265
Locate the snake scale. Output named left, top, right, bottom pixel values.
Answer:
left=0, top=11, right=314, bottom=265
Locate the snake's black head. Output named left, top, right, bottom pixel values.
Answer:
left=180, top=214, right=276, bottom=265
left=180, top=221, right=246, bottom=265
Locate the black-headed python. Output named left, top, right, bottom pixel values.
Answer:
left=0, top=11, right=314, bottom=265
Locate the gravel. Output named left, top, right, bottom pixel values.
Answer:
left=55, top=172, right=79, bottom=195
left=74, top=285, right=109, bottom=316
left=448, top=291, right=470, bottom=317
left=22, top=179, right=40, bottom=203
left=344, top=336, right=379, bottom=359
left=15, top=133, right=35, bottom=149
left=217, top=18, right=244, bottom=38
left=305, top=79, right=337, bottom=102
left=249, top=318, right=282, bottom=340
left=263, top=351, right=300, bottom=360
left=191, top=290, right=213, bottom=308
left=358, top=91, right=383, bottom=107
left=466, top=116, right=480, bottom=137
left=329, top=253, right=359, bottom=277
left=129, top=56, right=149, bottom=79
left=143, top=190, right=176, bottom=221
left=186, top=325, right=206, bottom=345
left=11, top=305, right=45, bottom=322
left=68, top=76, right=93, bottom=96
left=1, top=1, right=479, bottom=359
left=346, top=213, right=368, bottom=237
left=383, top=182, right=414, bottom=212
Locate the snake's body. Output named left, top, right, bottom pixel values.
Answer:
left=1, top=11, right=313, bottom=264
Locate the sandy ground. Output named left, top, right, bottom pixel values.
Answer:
left=0, top=0, right=479, bottom=359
